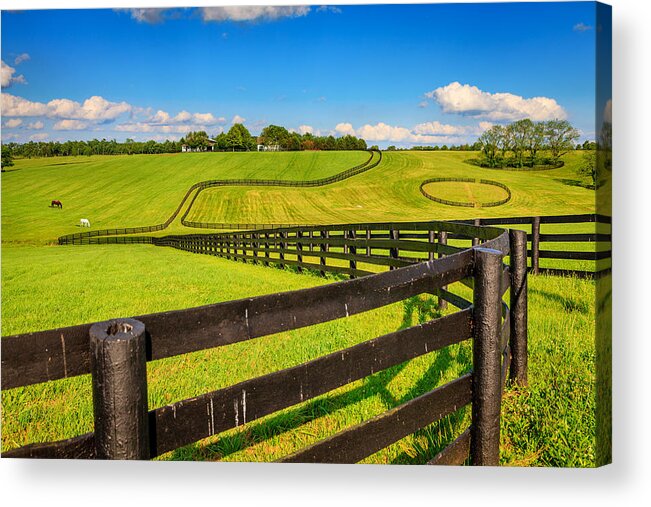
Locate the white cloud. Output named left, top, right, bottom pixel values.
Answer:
left=29, top=133, right=48, bottom=141
left=335, top=121, right=485, bottom=145
left=412, top=121, right=475, bottom=136
left=1, top=60, right=27, bottom=89
left=53, top=119, right=88, bottom=130
left=426, top=82, right=567, bottom=121
left=48, top=95, right=132, bottom=121
left=201, top=6, right=311, bottom=22
left=317, top=6, right=342, bottom=14
left=27, top=120, right=44, bottom=130
left=3, top=118, right=23, bottom=128
left=418, top=101, right=429, bottom=109
left=2, top=93, right=48, bottom=116
left=115, top=122, right=224, bottom=135
left=334, top=122, right=356, bottom=136
left=231, top=115, right=246, bottom=124
left=119, top=8, right=168, bottom=24
left=14, top=53, right=30, bottom=65
left=192, top=112, right=223, bottom=125
left=573, top=22, right=593, bottom=32
left=297, top=125, right=314, bottom=135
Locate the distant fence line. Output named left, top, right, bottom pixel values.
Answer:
left=57, top=150, right=382, bottom=244
left=61, top=213, right=611, bottom=280
left=419, top=178, right=512, bottom=208
left=3, top=221, right=529, bottom=466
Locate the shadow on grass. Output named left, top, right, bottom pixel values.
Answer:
left=170, top=295, right=473, bottom=463
left=529, top=288, right=591, bottom=315
left=554, top=178, right=596, bottom=190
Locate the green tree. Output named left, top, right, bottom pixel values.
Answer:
left=225, top=123, right=254, bottom=151
left=478, top=126, right=501, bottom=168
left=578, top=150, right=597, bottom=187
left=1, top=145, right=14, bottom=171
left=544, top=119, right=580, bottom=163
left=259, top=125, right=290, bottom=149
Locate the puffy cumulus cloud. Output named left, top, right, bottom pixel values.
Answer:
left=297, top=125, right=314, bottom=135
left=2, top=93, right=48, bottom=116
left=412, top=121, right=476, bottom=136
left=145, top=109, right=225, bottom=127
left=231, top=115, right=246, bottom=124
left=334, top=122, right=356, bottom=136
left=115, top=123, right=225, bottom=135
left=117, top=8, right=168, bottom=24
left=336, top=121, right=484, bottom=145
left=14, top=53, right=30, bottom=65
left=48, top=95, right=132, bottom=121
left=201, top=6, right=311, bottom=22
left=1, top=60, right=27, bottom=89
left=53, top=119, right=88, bottom=131
left=3, top=118, right=23, bottom=128
left=27, top=120, right=44, bottom=130
left=426, top=82, right=567, bottom=122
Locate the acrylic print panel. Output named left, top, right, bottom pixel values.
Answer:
left=0, top=2, right=611, bottom=467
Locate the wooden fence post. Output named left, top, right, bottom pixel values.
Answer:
left=471, top=248, right=503, bottom=466
left=320, top=230, right=328, bottom=277
left=366, top=229, right=372, bottom=257
left=279, top=231, right=285, bottom=269
left=509, top=229, right=528, bottom=386
left=389, top=228, right=399, bottom=270
left=252, top=233, right=258, bottom=264
left=428, top=230, right=435, bottom=262
left=472, top=218, right=481, bottom=247
left=90, top=319, right=149, bottom=460
left=437, top=231, right=448, bottom=311
left=296, top=231, right=303, bottom=274
left=531, top=216, right=540, bottom=274
left=349, top=229, right=357, bottom=279
left=264, top=233, right=270, bottom=266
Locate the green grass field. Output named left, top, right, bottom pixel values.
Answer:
left=1, top=150, right=606, bottom=466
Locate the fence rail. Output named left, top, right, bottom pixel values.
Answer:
left=3, top=221, right=528, bottom=465
left=419, top=178, right=512, bottom=208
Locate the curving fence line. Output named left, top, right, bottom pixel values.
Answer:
left=58, top=150, right=382, bottom=244
left=420, top=178, right=512, bottom=208
left=3, top=220, right=528, bottom=466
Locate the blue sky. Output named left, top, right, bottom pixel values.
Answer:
left=1, top=2, right=601, bottom=147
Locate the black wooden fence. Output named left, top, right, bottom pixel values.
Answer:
left=419, top=178, right=512, bottom=208
left=2, top=221, right=528, bottom=465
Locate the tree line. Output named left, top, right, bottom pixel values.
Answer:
left=476, top=119, right=580, bottom=168
left=0, top=123, right=368, bottom=164
left=182, top=123, right=367, bottom=152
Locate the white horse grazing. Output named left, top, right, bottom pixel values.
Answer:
left=79, top=218, right=91, bottom=228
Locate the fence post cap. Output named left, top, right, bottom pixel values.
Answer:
left=89, top=318, right=145, bottom=343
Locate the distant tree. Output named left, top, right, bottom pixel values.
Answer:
left=528, top=121, right=546, bottom=165
left=259, top=125, right=290, bottom=149
left=370, top=145, right=379, bottom=151
left=582, top=140, right=597, bottom=150
left=225, top=123, right=255, bottom=151
left=181, top=131, right=210, bottom=150
left=478, top=126, right=501, bottom=167
left=1, top=145, right=14, bottom=171
left=440, top=145, right=448, bottom=151
left=544, top=119, right=580, bottom=163
left=578, top=150, right=597, bottom=187
left=510, top=119, right=533, bottom=168
left=386, top=145, right=397, bottom=151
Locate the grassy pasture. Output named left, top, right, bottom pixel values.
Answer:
left=420, top=180, right=510, bottom=205
left=1, top=150, right=604, bottom=466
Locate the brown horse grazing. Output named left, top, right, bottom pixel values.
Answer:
left=51, top=200, right=63, bottom=209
